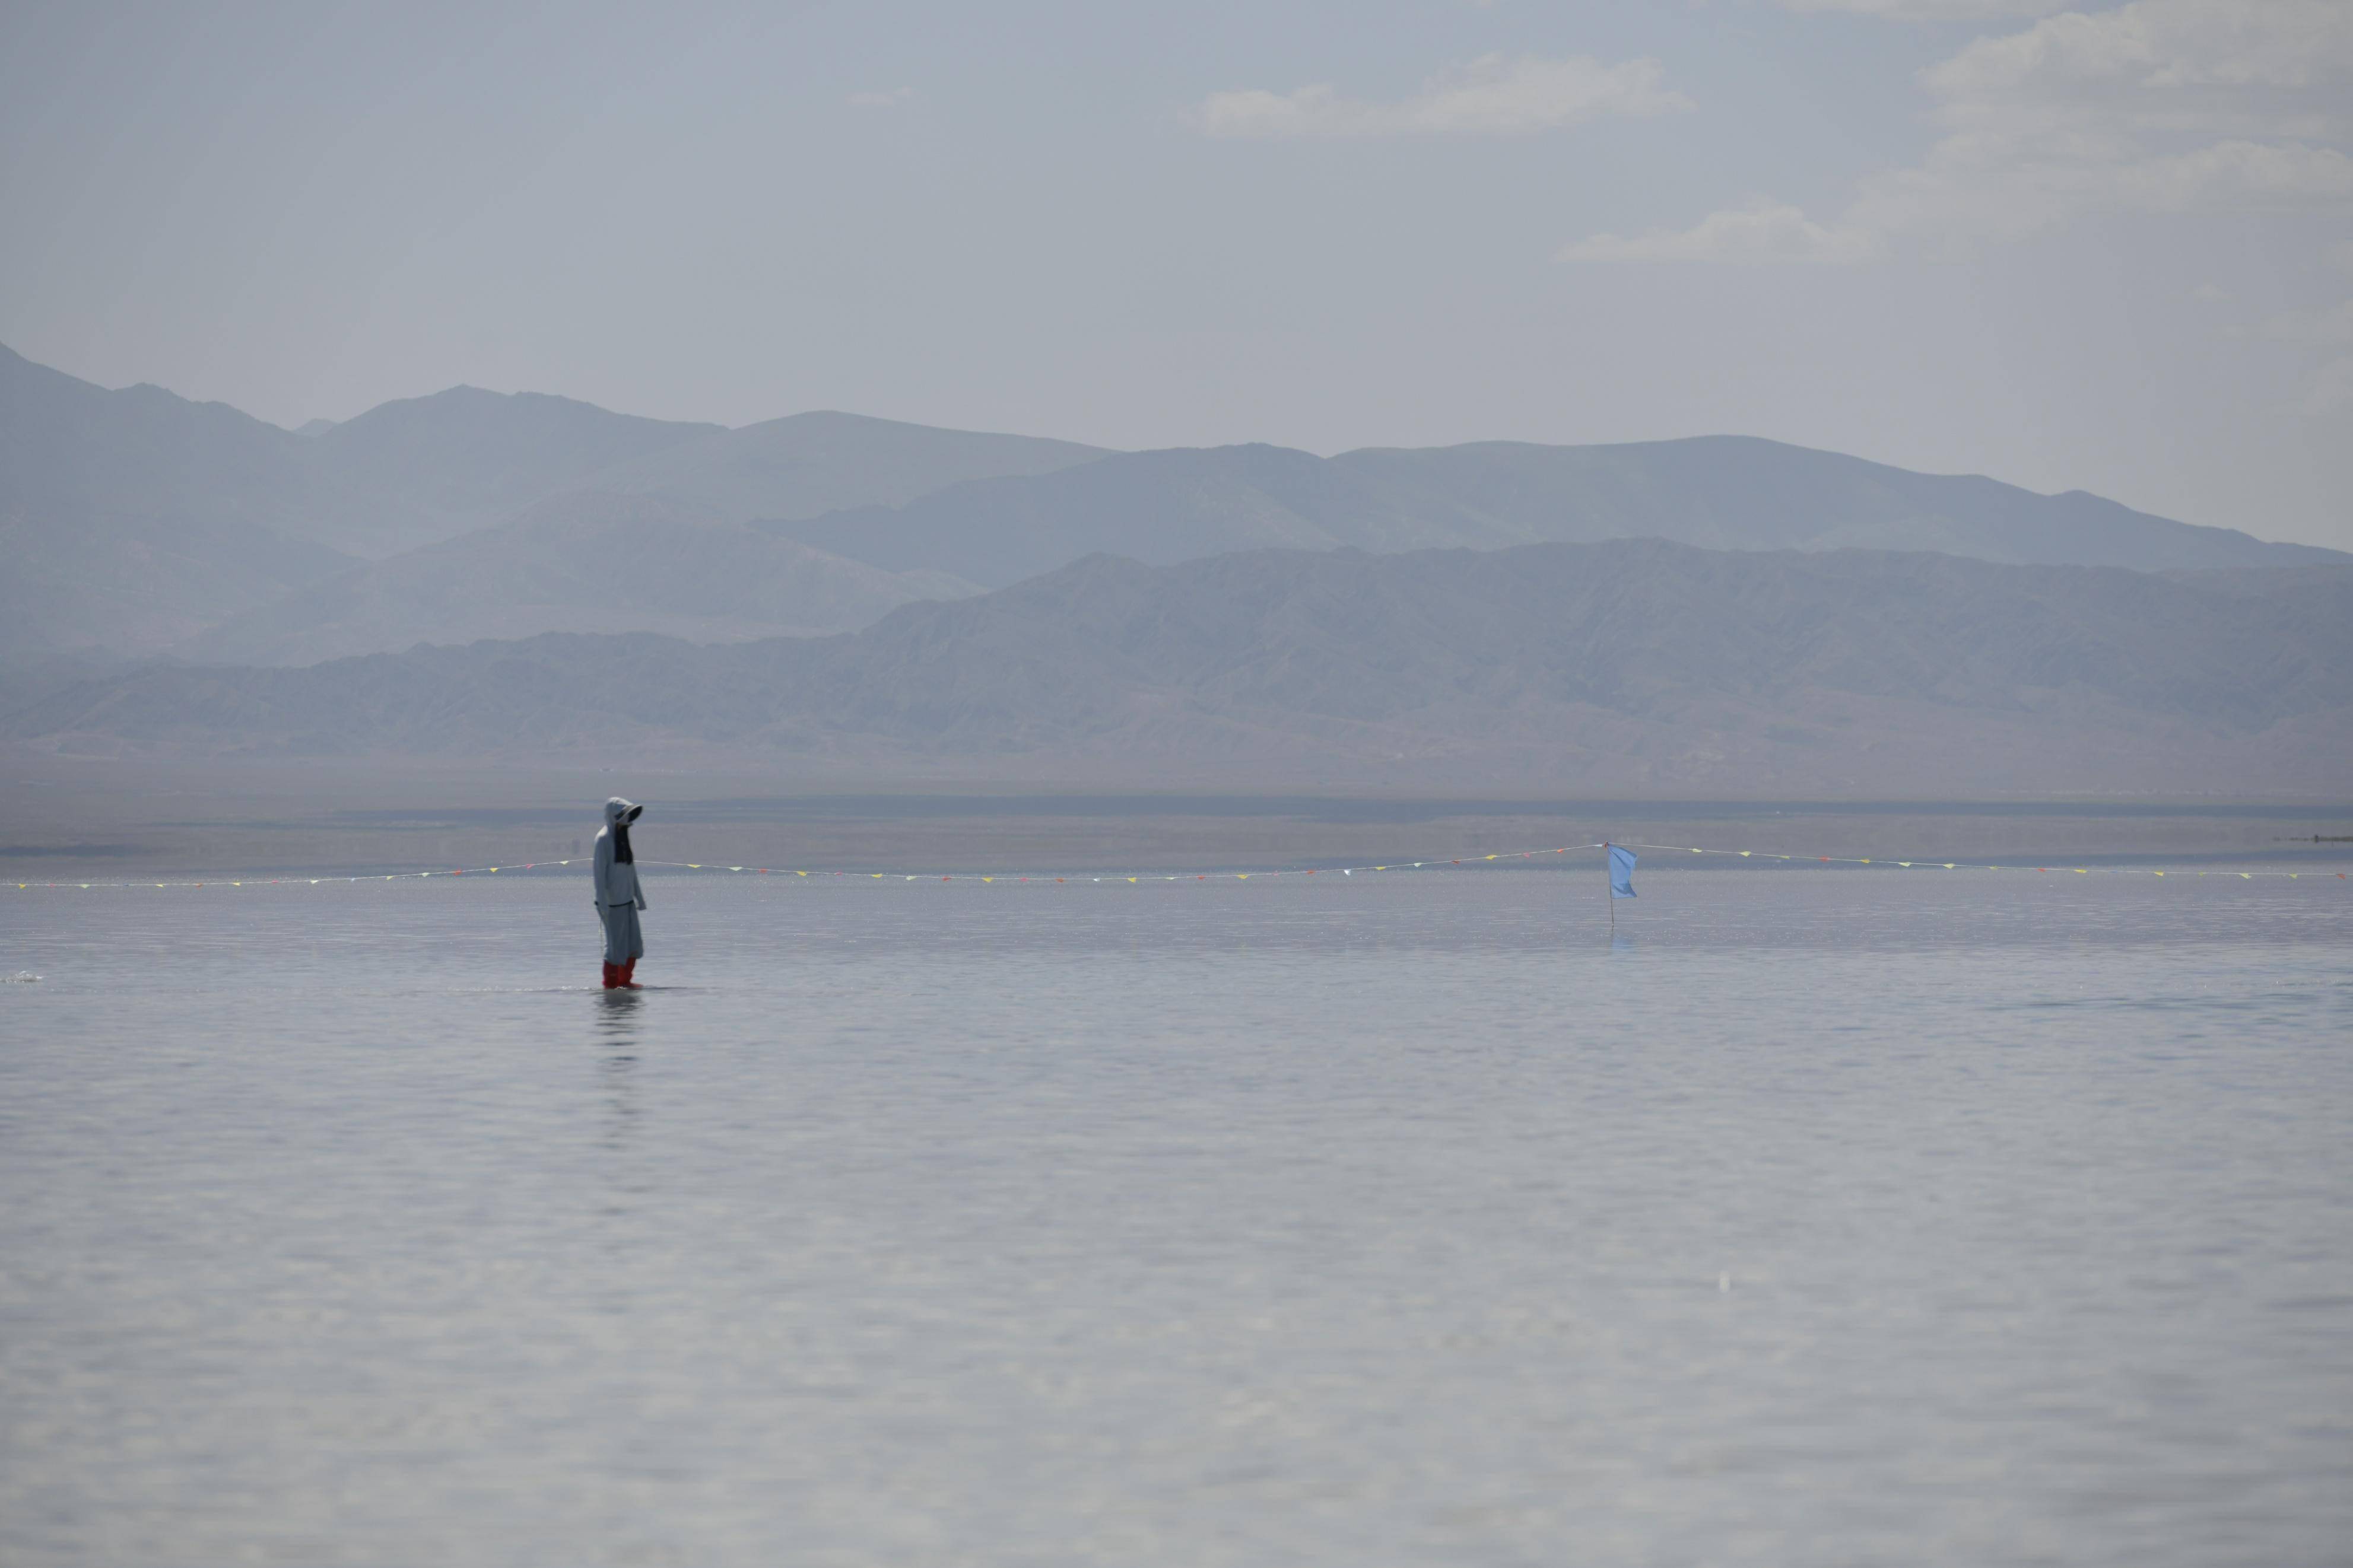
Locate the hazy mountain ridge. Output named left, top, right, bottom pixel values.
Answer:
left=769, top=435, right=2342, bottom=589
left=18, top=543, right=2349, bottom=795
left=1331, top=438, right=2341, bottom=568
left=299, top=399, right=1109, bottom=558
left=582, top=410, right=1110, bottom=527
left=769, top=444, right=1428, bottom=584
left=0, top=345, right=360, bottom=659
left=177, top=492, right=982, bottom=666
left=2, top=344, right=328, bottom=535
left=9, top=342, right=2345, bottom=682
left=301, top=387, right=725, bottom=556
left=1, top=346, right=1106, bottom=658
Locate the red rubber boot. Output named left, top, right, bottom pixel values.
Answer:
left=620, top=958, right=642, bottom=990
left=602, top=961, right=622, bottom=990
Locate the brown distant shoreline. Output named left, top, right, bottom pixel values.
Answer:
left=6, top=755, right=2349, bottom=883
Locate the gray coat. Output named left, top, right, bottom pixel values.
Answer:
left=593, top=797, right=647, bottom=964
left=593, top=797, right=647, bottom=912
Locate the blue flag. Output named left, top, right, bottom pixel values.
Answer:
left=1608, top=844, right=1638, bottom=899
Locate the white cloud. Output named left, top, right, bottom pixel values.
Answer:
left=847, top=87, right=913, bottom=109
left=1925, top=0, right=2353, bottom=96
left=1557, top=199, right=1882, bottom=263
left=2109, top=139, right=2353, bottom=207
left=1192, top=52, right=1691, bottom=139
left=1563, top=0, right=2353, bottom=263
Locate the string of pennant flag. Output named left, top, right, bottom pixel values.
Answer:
left=8, top=841, right=2346, bottom=892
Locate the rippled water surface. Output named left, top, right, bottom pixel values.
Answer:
left=4, top=867, right=2350, bottom=1566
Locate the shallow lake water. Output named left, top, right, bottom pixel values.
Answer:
left=4, top=864, right=2350, bottom=1566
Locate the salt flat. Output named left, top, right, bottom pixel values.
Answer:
left=4, top=867, right=2348, bottom=1565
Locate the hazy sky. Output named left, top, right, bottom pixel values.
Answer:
left=4, top=1, right=2348, bottom=548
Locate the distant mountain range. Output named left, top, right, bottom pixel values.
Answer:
left=1, top=345, right=355, bottom=660
left=576, top=410, right=1107, bottom=535
left=765, top=437, right=2345, bottom=589
left=19, top=542, right=2350, bottom=796
left=299, top=386, right=725, bottom=555
left=5, top=342, right=2345, bottom=685
left=0, top=344, right=1100, bottom=659
left=177, top=493, right=982, bottom=667
left=303, top=392, right=1107, bottom=558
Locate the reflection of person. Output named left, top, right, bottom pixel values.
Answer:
left=593, top=797, right=648, bottom=990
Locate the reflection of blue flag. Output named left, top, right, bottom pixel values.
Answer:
left=1608, top=844, right=1638, bottom=899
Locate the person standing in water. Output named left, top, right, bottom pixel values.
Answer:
left=593, top=797, right=648, bottom=990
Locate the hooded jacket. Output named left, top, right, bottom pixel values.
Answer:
left=593, top=797, right=648, bottom=910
